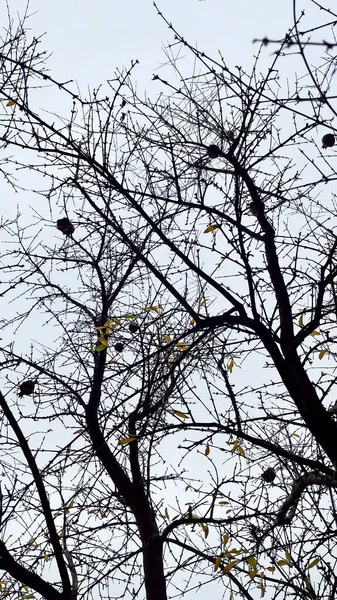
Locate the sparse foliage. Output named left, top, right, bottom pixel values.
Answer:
left=0, top=2, right=336, bottom=600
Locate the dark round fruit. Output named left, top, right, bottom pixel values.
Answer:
left=129, top=323, right=139, bottom=334
left=19, top=380, right=35, bottom=397
left=56, top=218, right=75, bottom=236
left=321, top=133, right=335, bottom=149
left=261, top=468, right=276, bottom=483
left=114, top=342, right=124, bottom=353
left=207, top=144, right=221, bottom=159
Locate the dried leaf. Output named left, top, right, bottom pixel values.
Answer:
left=223, top=560, right=238, bottom=574
left=205, top=442, right=210, bottom=456
left=172, top=410, right=189, bottom=419
left=223, top=533, right=229, bottom=545
left=175, top=343, right=188, bottom=351
left=319, top=349, right=326, bottom=360
left=307, top=557, right=320, bottom=569
left=118, top=437, right=137, bottom=446
left=204, top=224, right=219, bottom=233
left=277, top=559, right=289, bottom=567
left=214, top=556, right=221, bottom=572
left=311, top=330, right=320, bottom=336
left=298, top=314, right=303, bottom=327
left=227, top=359, right=234, bottom=373
left=145, top=306, right=159, bottom=313
left=247, top=556, right=257, bottom=569
left=6, top=100, right=15, bottom=107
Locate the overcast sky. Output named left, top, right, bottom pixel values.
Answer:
left=2, top=0, right=292, bottom=88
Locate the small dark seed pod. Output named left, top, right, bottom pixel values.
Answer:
left=129, top=322, right=139, bottom=334
left=56, top=218, right=75, bottom=236
left=19, top=380, right=36, bottom=398
left=321, top=133, right=335, bottom=149
left=261, top=468, right=276, bottom=483
left=114, top=342, right=124, bottom=353
left=207, top=144, right=221, bottom=159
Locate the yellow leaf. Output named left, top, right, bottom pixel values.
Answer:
left=73, top=429, right=84, bottom=435
left=88, top=509, right=97, bottom=514
left=307, top=557, right=320, bottom=569
left=118, top=437, right=137, bottom=445
left=277, top=559, right=289, bottom=567
left=231, top=441, right=245, bottom=457
left=43, top=554, right=49, bottom=562
left=204, top=224, right=219, bottom=233
left=121, top=314, right=137, bottom=319
left=285, top=550, right=291, bottom=562
left=223, top=533, right=229, bottom=545
left=298, top=314, right=303, bottom=327
left=6, top=100, right=15, bottom=107
left=311, top=330, right=320, bottom=336
left=200, top=523, right=209, bottom=538
left=64, top=499, right=74, bottom=512
left=164, top=507, right=169, bottom=519
left=247, top=556, right=257, bottom=569
left=96, top=343, right=108, bottom=352
left=292, top=433, right=300, bottom=438
left=172, top=410, right=189, bottom=419
left=266, top=566, right=275, bottom=572
left=54, top=511, right=61, bottom=517
left=28, top=538, right=35, bottom=546
left=163, top=335, right=171, bottom=342
left=259, top=583, right=265, bottom=598
left=59, top=530, right=64, bottom=538
left=205, top=442, right=210, bottom=456
left=319, top=349, right=326, bottom=360
left=23, top=596, right=34, bottom=599
left=249, top=569, right=257, bottom=580
left=223, top=560, right=238, bottom=574
left=199, top=298, right=206, bottom=306
left=304, top=576, right=311, bottom=590
left=214, top=556, right=221, bottom=572
left=227, top=359, right=234, bottom=373
left=145, top=305, right=161, bottom=313
left=237, top=445, right=245, bottom=457
left=219, top=501, right=229, bottom=505
left=226, top=509, right=232, bottom=514
left=175, top=343, right=188, bottom=351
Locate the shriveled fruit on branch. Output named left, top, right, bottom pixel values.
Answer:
left=249, top=200, right=265, bottom=216
left=114, top=342, right=124, bottom=353
left=321, top=133, right=335, bottom=149
left=129, top=322, right=139, bottom=334
left=19, top=380, right=36, bottom=397
left=207, top=144, right=221, bottom=159
left=261, top=468, right=276, bottom=483
left=56, top=218, right=75, bottom=236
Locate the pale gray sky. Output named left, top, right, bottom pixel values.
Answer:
left=2, top=0, right=292, bottom=87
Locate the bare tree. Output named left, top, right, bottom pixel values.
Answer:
left=0, top=2, right=336, bottom=600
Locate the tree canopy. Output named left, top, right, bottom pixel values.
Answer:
left=0, top=2, right=336, bottom=600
